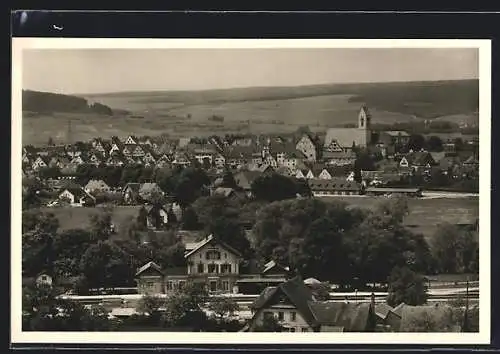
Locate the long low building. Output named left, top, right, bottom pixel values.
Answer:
left=364, top=187, right=422, bottom=197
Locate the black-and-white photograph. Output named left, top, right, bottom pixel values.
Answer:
left=12, top=39, right=490, bottom=344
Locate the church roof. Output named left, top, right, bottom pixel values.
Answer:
left=324, top=128, right=368, bottom=149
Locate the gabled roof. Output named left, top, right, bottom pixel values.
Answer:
left=250, top=276, right=317, bottom=328
left=135, top=261, right=163, bottom=276
left=262, top=260, right=290, bottom=274
left=213, top=187, right=235, bottom=197
left=374, top=303, right=394, bottom=319
left=184, top=234, right=243, bottom=258
left=391, top=302, right=406, bottom=317
left=309, top=302, right=372, bottom=331
left=60, top=186, right=94, bottom=201
left=405, top=151, right=435, bottom=166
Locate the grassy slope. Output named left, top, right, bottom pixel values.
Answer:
left=319, top=196, right=479, bottom=241
left=23, top=80, right=478, bottom=145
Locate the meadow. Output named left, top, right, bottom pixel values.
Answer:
left=22, top=79, right=479, bottom=145
left=40, top=197, right=479, bottom=244
left=319, top=196, right=479, bottom=241
left=39, top=205, right=142, bottom=237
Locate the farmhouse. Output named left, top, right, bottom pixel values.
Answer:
left=58, top=187, right=96, bottom=206
left=84, top=179, right=111, bottom=194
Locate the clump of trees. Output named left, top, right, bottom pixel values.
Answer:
left=387, top=266, right=428, bottom=306
left=250, top=173, right=311, bottom=202
left=252, top=196, right=435, bottom=287
left=22, top=208, right=186, bottom=294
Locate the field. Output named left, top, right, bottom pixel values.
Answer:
left=39, top=205, right=142, bottom=237
left=39, top=196, right=479, bottom=244
left=319, top=196, right=479, bottom=241
left=22, top=80, right=479, bottom=145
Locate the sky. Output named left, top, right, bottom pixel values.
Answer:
left=22, top=48, right=479, bottom=94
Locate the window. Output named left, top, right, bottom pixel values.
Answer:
left=278, top=312, right=284, bottom=321
left=178, top=280, right=186, bottom=290
left=197, top=263, right=204, bottom=273
left=166, top=281, right=173, bottom=291
left=206, top=250, right=221, bottom=260
left=289, top=328, right=296, bottom=332
left=222, top=281, right=230, bottom=292
left=302, top=327, right=308, bottom=332
left=290, top=312, right=296, bottom=322
left=220, top=264, right=232, bottom=274
left=208, top=264, right=218, bottom=274
left=224, top=253, right=227, bottom=259
left=209, top=280, right=218, bottom=292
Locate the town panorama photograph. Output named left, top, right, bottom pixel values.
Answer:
left=15, top=41, right=486, bottom=340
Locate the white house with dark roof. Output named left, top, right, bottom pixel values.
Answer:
left=58, top=187, right=96, bottom=206
left=243, top=276, right=376, bottom=332
left=84, top=179, right=111, bottom=194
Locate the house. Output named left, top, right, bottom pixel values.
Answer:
left=307, top=178, right=361, bottom=196
left=92, top=138, right=110, bottom=155
left=144, top=204, right=173, bottom=229
left=323, top=150, right=356, bottom=166
left=136, top=235, right=244, bottom=295
left=214, top=154, right=226, bottom=168
left=124, top=135, right=139, bottom=145
left=378, top=131, right=410, bottom=150
left=58, top=187, right=96, bottom=206
left=295, top=134, right=318, bottom=162
left=106, top=154, right=126, bottom=167
left=373, top=303, right=395, bottom=330
left=324, top=106, right=372, bottom=150
left=179, top=234, right=243, bottom=293
left=88, top=152, right=105, bottom=166
left=244, top=276, right=376, bottom=332
left=171, top=152, right=191, bottom=167
left=69, top=155, right=86, bottom=166
left=32, top=156, right=48, bottom=171
left=236, top=260, right=291, bottom=295
left=234, top=170, right=262, bottom=196
left=109, top=136, right=124, bottom=155
left=135, top=262, right=165, bottom=295
left=84, top=179, right=111, bottom=194
left=399, top=151, right=436, bottom=171
left=122, top=182, right=165, bottom=205
left=48, top=156, right=70, bottom=169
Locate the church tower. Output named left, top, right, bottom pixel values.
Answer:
left=358, top=105, right=372, bottom=145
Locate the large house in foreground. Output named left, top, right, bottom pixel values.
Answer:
left=135, top=235, right=289, bottom=295
left=242, top=276, right=377, bottom=332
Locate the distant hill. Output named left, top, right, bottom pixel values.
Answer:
left=22, top=90, right=120, bottom=116
left=83, top=79, right=479, bottom=120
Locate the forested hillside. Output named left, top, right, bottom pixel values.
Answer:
left=22, top=90, right=115, bottom=115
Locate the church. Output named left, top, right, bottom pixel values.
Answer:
left=323, top=106, right=373, bottom=151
